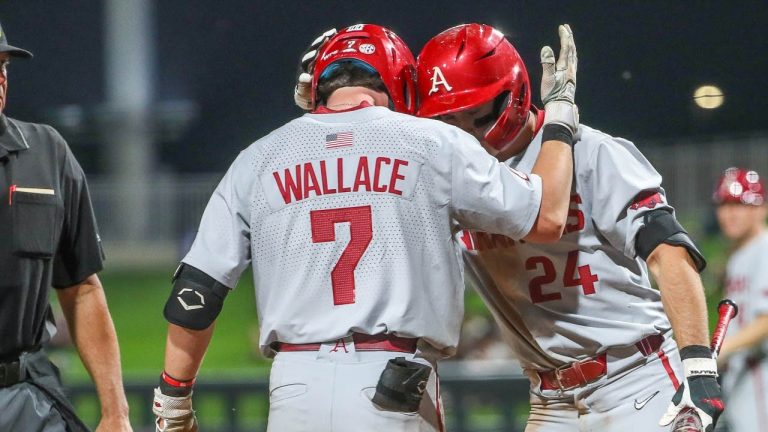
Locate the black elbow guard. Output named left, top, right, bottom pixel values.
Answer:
left=164, top=264, right=229, bottom=330
left=635, top=209, right=707, bottom=272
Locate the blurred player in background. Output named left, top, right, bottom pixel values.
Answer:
left=714, top=167, right=768, bottom=431
left=153, top=22, right=578, bottom=432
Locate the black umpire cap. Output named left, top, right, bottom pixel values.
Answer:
left=0, top=20, right=32, bottom=58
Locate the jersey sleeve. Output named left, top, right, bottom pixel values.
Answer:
left=588, top=136, right=671, bottom=260
left=52, top=135, right=105, bottom=288
left=447, top=127, right=542, bottom=240
left=182, top=150, right=256, bottom=288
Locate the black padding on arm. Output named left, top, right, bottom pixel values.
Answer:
left=636, top=209, right=707, bottom=272
left=164, top=264, right=230, bottom=330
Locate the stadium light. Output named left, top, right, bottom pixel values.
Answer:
left=693, top=84, right=724, bottom=109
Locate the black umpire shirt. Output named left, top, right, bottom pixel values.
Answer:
left=0, top=114, right=103, bottom=361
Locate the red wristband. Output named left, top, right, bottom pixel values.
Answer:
left=162, top=371, right=196, bottom=388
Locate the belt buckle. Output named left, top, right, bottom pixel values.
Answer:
left=553, top=363, right=579, bottom=392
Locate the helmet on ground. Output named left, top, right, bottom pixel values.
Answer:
left=713, top=167, right=765, bottom=206
left=416, top=24, right=532, bottom=150
left=312, top=24, right=416, bottom=114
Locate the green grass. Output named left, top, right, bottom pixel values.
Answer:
left=58, top=267, right=271, bottom=383
left=55, top=233, right=734, bottom=382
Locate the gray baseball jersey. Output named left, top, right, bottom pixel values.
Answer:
left=183, top=105, right=543, bottom=357
left=459, top=124, right=674, bottom=370
left=722, top=230, right=768, bottom=430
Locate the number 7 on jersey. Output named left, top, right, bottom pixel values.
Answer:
left=310, top=205, right=373, bottom=305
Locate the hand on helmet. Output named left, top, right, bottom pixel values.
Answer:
left=540, top=24, right=578, bottom=134
left=294, top=28, right=337, bottom=111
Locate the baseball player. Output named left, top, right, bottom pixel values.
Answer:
left=415, top=24, right=723, bottom=432
left=713, top=168, right=768, bottom=431
left=295, top=24, right=723, bottom=431
left=153, top=23, right=578, bottom=432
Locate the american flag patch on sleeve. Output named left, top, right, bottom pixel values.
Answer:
left=325, top=132, right=354, bottom=149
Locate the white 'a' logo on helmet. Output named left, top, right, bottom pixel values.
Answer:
left=428, top=67, right=453, bottom=95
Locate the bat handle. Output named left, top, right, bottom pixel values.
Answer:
left=711, top=299, right=738, bottom=359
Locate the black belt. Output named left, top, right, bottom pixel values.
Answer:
left=0, top=359, right=22, bottom=388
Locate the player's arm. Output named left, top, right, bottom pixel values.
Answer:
left=163, top=323, right=215, bottom=381
left=524, top=139, right=572, bottom=243
left=153, top=264, right=230, bottom=432
left=718, top=315, right=768, bottom=364
left=646, top=244, right=709, bottom=348
left=56, top=274, right=132, bottom=432
left=641, top=223, right=724, bottom=429
left=524, top=24, right=578, bottom=243
left=153, top=151, right=252, bottom=432
left=651, top=243, right=724, bottom=430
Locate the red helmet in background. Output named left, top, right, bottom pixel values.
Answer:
left=416, top=24, right=532, bottom=150
left=312, top=24, right=416, bottom=114
left=713, top=167, right=766, bottom=206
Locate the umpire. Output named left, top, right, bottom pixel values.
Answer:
left=0, top=20, right=131, bottom=431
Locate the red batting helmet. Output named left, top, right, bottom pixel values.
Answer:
left=312, top=24, right=416, bottom=114
left=713, top=167, right=765, bottom=206
left=416, top=24, right=532, bottom=150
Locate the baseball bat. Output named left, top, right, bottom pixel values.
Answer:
left=710, top=299, right=738, bottom=359
left=670, top=299, right=739, bottom=432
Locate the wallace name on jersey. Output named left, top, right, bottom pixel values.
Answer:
left=261, top=154, right=423, bottom=210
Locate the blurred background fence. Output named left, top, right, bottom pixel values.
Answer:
left=88, top=133, right=768, bottom=267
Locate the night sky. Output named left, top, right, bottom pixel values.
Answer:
left=0, top=0, right=765, bottom=173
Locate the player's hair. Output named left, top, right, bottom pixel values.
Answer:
left=316, top=60, right=388, bottom=106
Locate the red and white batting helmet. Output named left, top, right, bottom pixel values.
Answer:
left=713, top=167, right=766, bottom=206
left=416, top=24, right=532, bottom=150
left=312, top=24, right=416, bottom=114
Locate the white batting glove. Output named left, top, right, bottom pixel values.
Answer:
left=659, top=346, right=724, bottom=432
left=153, top=387, right=198, bottom=432
left=540, top=24, right=578, bottom=134
left=294, top=28, right=337, bottom=111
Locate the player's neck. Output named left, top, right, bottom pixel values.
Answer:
left=325, top=87, right=388, bottom=111
left=733, top=224, right=766, bottom=250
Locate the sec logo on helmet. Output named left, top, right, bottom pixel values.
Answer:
left=359, top=44, right=376, bottom=55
